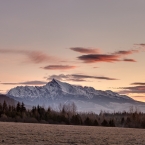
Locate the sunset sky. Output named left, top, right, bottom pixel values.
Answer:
left=0, top=0, right=145, bottom=102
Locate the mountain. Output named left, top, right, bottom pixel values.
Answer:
left=0, top=94, right=18, bottom=106
left=7, top=79, right=145, bottom=114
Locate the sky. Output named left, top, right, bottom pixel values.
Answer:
left=0, top=0, right=145, bottom=102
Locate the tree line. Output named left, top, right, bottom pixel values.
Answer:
left=0, top=101, right=145, bottom=128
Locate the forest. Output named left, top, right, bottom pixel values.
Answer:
left=0, top=101, right=145, bottom=129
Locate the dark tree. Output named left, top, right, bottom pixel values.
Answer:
left=16, top=102, right=21, bottom=112
left=84, top=117, right=93, bottom=126
left=141, top=119, right=145, bottom=128
left=121, top=117, right=124, bottom=124
left=71, top=114, right=82, bottom=125
left=21, top=102, right=26, bottom=112
left=93, top=119, right=99, bottom=126
left=3, top=101, right=8, bottom=112
left=0, top=103, right=2, bottom=111
left=101, top=119, right=108, bottom=127
left=109, top=119, right=115, bottom=127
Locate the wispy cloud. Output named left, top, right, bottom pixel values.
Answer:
left=27, top=51, right=52, bottom=63
left=0, top=49, right=57, bottom=64
left=134, top=44, right=145, bottom=51
left=77, top=48, right=139, bottom=63
left=47, top=74, right=118, bottom=82
left=131, top=82, right=145, bottom=85
left=123, top=59, right=136, bottom=62
left=72, top=74, right=118, bottom=80
left=134, top=44, right=145, bottom=46
left=78, top=54, right=120, bottom=63
left=118, top=82, right=145, bottom=95
left=41, top=65, right=77, bottom=70
left=131, top=96, right=145, bottom=98
left=47, top=74, right=86, bottom=82
left=70, top=47, right=100, bottom=54
left=0, top=90, right=6, bottom=94
left=1, top=81, right=47, bottom=85
left=93, top=67, right=98, bottom=68
left=118, top=86, right=145, bottom=94
left=113, top=50, right=139, bottom=55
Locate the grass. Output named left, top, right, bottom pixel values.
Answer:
left=0, top=122, right=145, bottom=145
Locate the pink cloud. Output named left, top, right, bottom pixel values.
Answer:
left=42, top=65, right=77, bottom=70
left=114, top=50, right=139, bottom=56
left=78, top=54, right=120, bottom=63
left=123, top=59, right=136, bottom=62
left=1, top=81, right=47, bottom=85
left=70, top=47, right=100, bottom=54
left=47, top=74, right=118, bottom=81
left=77, top=48, right=140, bottom=63
left=0, top=49, right=57, bottom=64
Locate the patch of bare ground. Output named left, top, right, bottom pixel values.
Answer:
left=0, top=122, right=145, bottom=145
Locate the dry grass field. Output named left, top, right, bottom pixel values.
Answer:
left=0, top=122, right=145, bottom=145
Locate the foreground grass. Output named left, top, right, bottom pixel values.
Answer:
left=0, top=122, right=145, bottom=145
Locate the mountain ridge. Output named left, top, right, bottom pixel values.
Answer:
left=0, top=94, right=18, bottom=106
left=7, top=79, right=145, bottom=114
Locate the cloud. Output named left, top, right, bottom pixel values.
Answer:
left=132, top=96, right=145, bottom=98
left=0, top=90, right=6, bottom=94
left=123, top=59, right=136, bottom=62
left=93, top=67, right=98, bottom=68
left=47, top=74, right=118, bottom=82
left=118, top=82, right=145, bottom=95
left=113, top=50, right=139, bottom=55
left=47, top=74, right=85, bottom=82
left=134, top=44, right=145, bottom=46
left=0, top=49, right=56, bottom=64
left=78, top=54, right=120, bottom=63
left=72, top=74, right=118, bottom=80
left=119, top=86, right=145, bottom=94
left=134, top=44, right=145, bottom=51
left=42, top=65, right=76, bottom=70
left=70, top=47, right=100, bottom=54
left=27, top=51, right=52, bottom=63
left=131, top=82, right=145, bottom=85
left=1, top=81, right=47, bottom=85
left=77, top=48, right=140, bottom=63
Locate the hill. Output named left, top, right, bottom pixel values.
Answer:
left=0, top=94, right=18, bottom=106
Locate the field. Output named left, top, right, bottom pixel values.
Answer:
left=0, top=122, right=145, bottom=145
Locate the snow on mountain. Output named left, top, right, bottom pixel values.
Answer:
left=8, top=79, right=129, bottom=100
left=7, top=79, right=145, bottom=114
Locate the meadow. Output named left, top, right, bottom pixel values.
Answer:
left=0, top=122, right=145, bottom=145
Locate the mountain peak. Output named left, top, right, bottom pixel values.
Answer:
left=7, top=79, right=143, bottom=114
left=46, top=78, right=59, bottom=85
left=46, top=79, right=71, bottom=93
left=52, top=78, right=57, bottom=82
left=51, top=78, right=61, bottom=84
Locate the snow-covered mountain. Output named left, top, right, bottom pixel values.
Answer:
left=7, top=79, right=145, bottom=114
